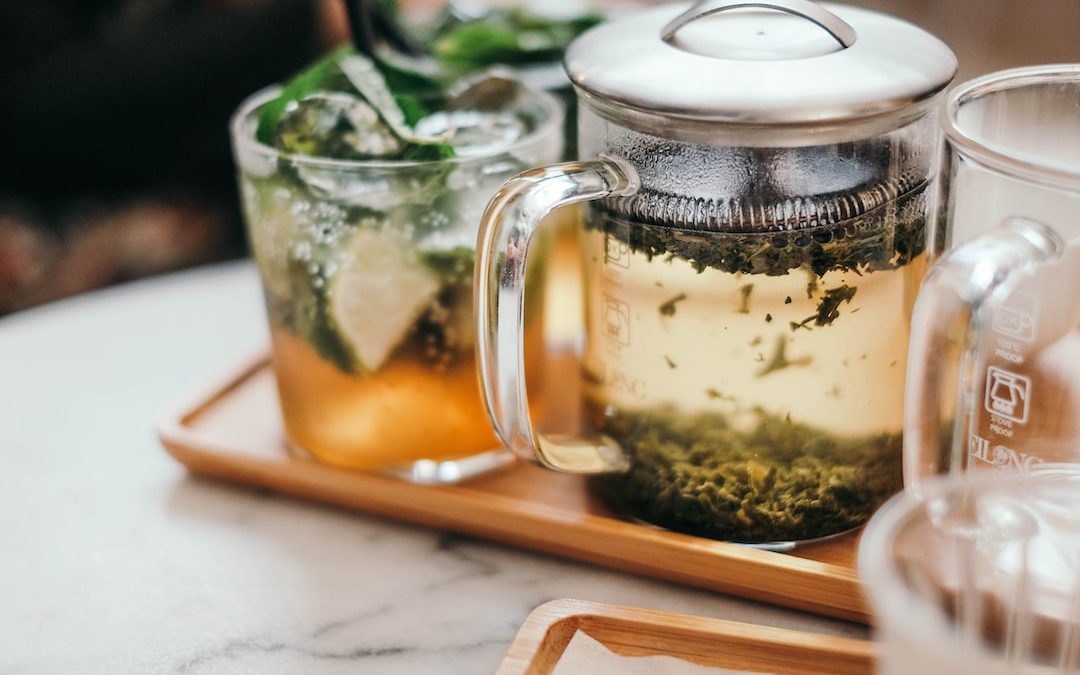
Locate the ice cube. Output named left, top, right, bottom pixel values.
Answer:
left=417, top=227, right=478, bottom=255
left=293, top=164, right=402, bottom=211
left=414, top=110, right=527, bottom=157
left=275, top=92, right=403, bottom=160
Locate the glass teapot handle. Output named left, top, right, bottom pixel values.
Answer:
left=904, top=218, right=1064, bottom=488
left=661, top=0, right=857, bottom=48
left=475, top=158, right=638, bottom=473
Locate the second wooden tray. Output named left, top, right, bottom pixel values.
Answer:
left=497, top=599, right=875, bottom=674
left=157, top=355, right=869, bottom=623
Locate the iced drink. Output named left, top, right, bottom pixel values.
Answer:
left=231, top=49, right=562, bottom=474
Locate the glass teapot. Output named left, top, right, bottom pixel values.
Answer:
left=476, top=0, right=956, bottom=545
left=905, top=66, right=1080, bottom=486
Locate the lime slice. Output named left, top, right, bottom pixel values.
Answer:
left=327, top=228, right=440, bottom=372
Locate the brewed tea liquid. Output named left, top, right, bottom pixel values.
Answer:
left=581, top=196, right=927, bottom=544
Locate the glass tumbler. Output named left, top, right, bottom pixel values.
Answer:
left=231, top=85, right=563, bottom=482
left=861, top=466, right=1080, bottom=674
left=905, top=65, right=1080, bottom=485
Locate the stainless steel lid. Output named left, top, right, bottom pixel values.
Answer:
left=565, top=0, right=957, bottom=124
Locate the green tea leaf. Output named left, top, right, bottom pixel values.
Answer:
left=736, top=283, right=753, bottom=314
left=658, top=292, right=687, bottom=317
left=756, top=335, right=812, bottom=377
left=590, top=401, right=903, bottom=542
left=814, top=284, right=858, bottom=326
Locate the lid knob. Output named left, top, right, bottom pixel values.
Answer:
left=660, top=0, right=855, bottom=60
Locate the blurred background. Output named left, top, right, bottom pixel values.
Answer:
left=0, top=0, right=1077, bottom=315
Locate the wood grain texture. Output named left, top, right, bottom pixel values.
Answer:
left=496, top=599, right=875, bottom=675
left=157, top=355, right=870, bottom=623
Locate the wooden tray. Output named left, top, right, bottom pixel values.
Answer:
left=157, top=355, right=869, bottom=623
left=497, top=599, right=875, bottom=674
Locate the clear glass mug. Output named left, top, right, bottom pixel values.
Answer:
left=231, top=85, right=563, bottom=482
left=905, top=66, right=1080, bottom=486
left=860, top=465, right=1080, bottom=674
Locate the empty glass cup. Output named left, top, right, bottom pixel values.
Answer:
left=905, top=65, right=1080, bottom=486
left=861, top=465, right=1080, bottom=674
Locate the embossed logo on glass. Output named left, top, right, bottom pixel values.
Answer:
left=984, top=366, right=1032, bottom=424
left=602, top=295, right=631, bottom=345
left=993, top=291, right=1038, bottom=342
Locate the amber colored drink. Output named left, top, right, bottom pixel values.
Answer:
left=252, top=197, right=559, bottom=472
left=269, top=273, right=547, bottom=471
left=271, top=324, right=493, bottom=469
left=231, top=76, right=566, bottom=478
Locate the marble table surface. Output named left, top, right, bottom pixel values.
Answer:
left=0, top=261, right=867, bottom=674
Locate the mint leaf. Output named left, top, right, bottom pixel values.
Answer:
left=393, top=94, right=428, bottom=127
left=433, top=9, right=603, bottom=69
left=377, top=55, right=445, bottom=99
left=256, top=45, right=355, bottom=146
left=435, top=24, right=522, bottom=67
left=338, top=55, right=456, bottom=159
left=400, top=143, right=456, bottom=161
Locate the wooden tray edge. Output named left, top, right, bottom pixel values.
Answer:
left=156, top=353, right=871, bottom=625
left=495, top=599, right=875, bottom=675
left=155, top=352, right=270, bottom=447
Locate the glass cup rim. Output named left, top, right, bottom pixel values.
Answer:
left=230, top=83, right=565, bottom=172
left=860, top=466, right=1080, bottom=620
left=942, top=64, right=1080, bottom=192
left=859, top=472, right=1005, bottom=604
